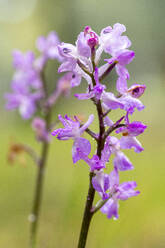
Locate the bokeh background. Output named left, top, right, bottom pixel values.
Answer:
left=0, top=0, right=165, bottom=247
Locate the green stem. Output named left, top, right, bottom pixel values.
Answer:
left=29, top=68, right=51, bottom=248
left=77, top=172, right=95, bottom=248
left=77, top=51, right=109, bottom=248
left=77, top=99, right=105, bottom=248
left=29, top=110, right=51, bottom=248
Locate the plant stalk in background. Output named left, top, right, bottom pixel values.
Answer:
left=5, top=32, right=73, bottom=247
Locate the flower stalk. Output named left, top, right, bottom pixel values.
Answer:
left=77, top=172, right=95, bottom=248
left=77, top=60, right=106, bottom=248
left=29, top=109, right=51, bottom=248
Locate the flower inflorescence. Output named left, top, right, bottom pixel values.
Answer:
left=5, top=31, right=74, bottom=142
left=52, top=23, right=147, bottom=219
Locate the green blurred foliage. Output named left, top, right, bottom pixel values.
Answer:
left=0, top=0, right=165, bottom=247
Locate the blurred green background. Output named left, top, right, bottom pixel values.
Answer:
left=1, top=0, right=165, bottom=247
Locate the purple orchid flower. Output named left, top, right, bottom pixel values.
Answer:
left=71, top=134, right=112, bottom=171
left=74, top=151, right=106, bottom=171
left=58, top=40, right=92, bottom=75
left=116, top=77, right=146, bottom=97
left=92, top=171, right=110, bottom=200
left=5, top=50, right=44, bottom=119
left=117, top=77, right=146, bottom=114
left=116, top=121, right=147, bottom=153
left=101, top=23, right=131, bottom=55
left=36, top=31, right=63, bottom=69
left=58, top=27, right=99, bottom=87
left=73, top=133, right=133, bottom=172
left=5, top=89, right=43, bottom=119
left=93, top=169, right=140, bottom=219
left=95, top=23, right=131, bottom=63
left=51, top=114, right=94, bottom=140
left=51, top=114, right=94, bottom=163
left=108, top=136, right=134, bottom=171
left=12, top=50, right=42, bottom=89
left=102, top=78, right=146, bottom=114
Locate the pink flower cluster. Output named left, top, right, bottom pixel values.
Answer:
left=52, top=23, right=147, bottom=219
